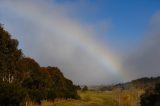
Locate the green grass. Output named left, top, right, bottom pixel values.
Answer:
left=79, top=91, right=117, bottom=106
left=41, top=90, right=143, bottom=106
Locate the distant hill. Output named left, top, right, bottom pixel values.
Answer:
left=99, top=76, right=160, bottom=91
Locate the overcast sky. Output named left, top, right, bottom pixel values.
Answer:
left=0, top=0, right=160, bottom=85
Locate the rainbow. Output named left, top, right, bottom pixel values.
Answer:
left=5, top=1, right=128, bottom=82
left=53, top=20, right=127, bottom=81
left=66, top=31, right=126, bottom=79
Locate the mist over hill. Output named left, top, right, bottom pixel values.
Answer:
left=99, top=76, right=160, bottom=91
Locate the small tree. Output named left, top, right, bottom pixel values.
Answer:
left=75, top=85, right=81, bottom=90
left=82, top=86, right=88, bottom=91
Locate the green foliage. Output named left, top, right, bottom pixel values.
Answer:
left=0, top=83, right=28, bottom=106
left=0, top=26, right=22, bottom=83
left=140, top=83, right=160, bottom=106
left=27, top=89, right=46, bottom=105
left=41, top=67, right=79, bottom=99
left=47, top=89, right=56, bottom=100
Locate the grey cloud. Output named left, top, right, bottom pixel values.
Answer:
left=123, top=11, right=160, bottom=80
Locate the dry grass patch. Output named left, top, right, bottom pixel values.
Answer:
left=41, top=90, right=144, bottom=106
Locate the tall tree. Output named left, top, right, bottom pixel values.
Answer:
left=0, top=25, right=22, bottom=83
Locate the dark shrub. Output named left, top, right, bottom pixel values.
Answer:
left=0, top=83, right=27, bottom=106
left=140, top=83, right=160, bottom=106
left=82, top=86, right=88, bottom=91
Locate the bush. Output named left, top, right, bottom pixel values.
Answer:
left=140, top=83, right=160, bottom=106
left=0, top=83, right=28, bottom=106
left=82, top=86, right=88, bottom=91
left=27, top=89, right=46, bottom=105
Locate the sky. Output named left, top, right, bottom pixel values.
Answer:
left=0, top=0, right=160, bottom=85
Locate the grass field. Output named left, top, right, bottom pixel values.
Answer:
left=40, top=89, right=143, bottom=106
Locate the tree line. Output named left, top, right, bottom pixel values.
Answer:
left=0, top=25, right=79, bottom=105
